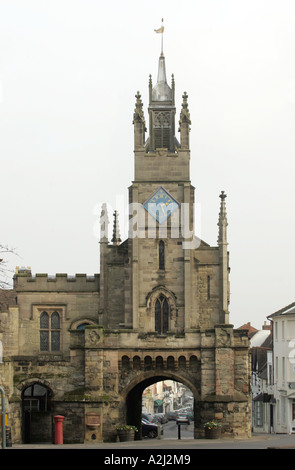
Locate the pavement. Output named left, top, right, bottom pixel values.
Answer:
left=3, top=433, right=295, bottom=450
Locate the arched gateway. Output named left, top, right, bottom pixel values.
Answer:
left=1, top=37, right=251, bottom=444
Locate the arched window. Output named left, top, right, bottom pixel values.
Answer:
left=133, top=356, right=141, bottom=370
left=189, top=355, right=198, bottom=371
left=155, top=295, right=169, bottom=334
left=167, top=356, right=175, bottom=369
left=159, top=240, right=165, bottom=270
left=40, top=311, right=60, bottom=352
left=121, top=355, right=130, bottom=370
left=76, top=322, right=91, bottom=330
left=155, top=356, right=164, bottom=369
left=144, top=356, right=153, bottom=371
left=178, top=356, right=186, bottom=369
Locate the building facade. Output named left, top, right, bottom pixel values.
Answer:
left=0, top=48, right=251, bottom=444
left=268, top=302, right=295, bottom=433
left=249, top=324, right=273, bottom=433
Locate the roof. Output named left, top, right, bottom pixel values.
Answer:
left=237, top=322, right=259, bottom=338
left=250, top=330, right=271, bottom=347
left=268, top=301, right=295, bottom=319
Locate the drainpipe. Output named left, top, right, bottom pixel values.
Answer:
left=0, top=386, right=6, bottom=449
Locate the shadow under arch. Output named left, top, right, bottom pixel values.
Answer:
left=122, top=370, right=199, bottom=440
left=21, top=381, right=53, bottom=444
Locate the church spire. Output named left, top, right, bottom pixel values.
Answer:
left=152, top=19, right=172, bottom=103
left=146, top=20, right=177, bottom=153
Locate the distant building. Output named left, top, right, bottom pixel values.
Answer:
left=238, top=322, right=273, bottom=433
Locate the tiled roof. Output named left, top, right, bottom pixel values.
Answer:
left=237, top=322, right=259, bottom=337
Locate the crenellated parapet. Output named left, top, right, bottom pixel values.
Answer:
left=14, top=270, right=100, bottom=292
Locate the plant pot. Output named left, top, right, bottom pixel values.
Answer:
left=117, top=430, right=135, bottom=442
left=204, top=427, right=221, bottom=439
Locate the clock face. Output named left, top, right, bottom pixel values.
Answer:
left=143, top=187, right=180, bottom=224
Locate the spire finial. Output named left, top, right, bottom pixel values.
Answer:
left=179, top=92, right=191, bottom=127
left=218, top=191, right=228, bottom=244
left=133, top=91, right=146, bottom=128
left=100, top=203, right=109, bottom=243
left=112, top=211, right=121, bottom=246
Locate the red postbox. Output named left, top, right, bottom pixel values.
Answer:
left=54, top=415, right=65, bottom=444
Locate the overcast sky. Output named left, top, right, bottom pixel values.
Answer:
left=0, top=0, right=294, bottom=329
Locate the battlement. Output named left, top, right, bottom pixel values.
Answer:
left=14, top=268, right=100, bottom=292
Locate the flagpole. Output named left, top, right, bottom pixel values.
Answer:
left=154, top=19, right=164, bottom=55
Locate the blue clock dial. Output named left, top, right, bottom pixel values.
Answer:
left=143, top=187, right=180, bottom=224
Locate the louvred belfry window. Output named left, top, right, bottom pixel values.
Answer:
left=154, top=112, right=171, bottom=149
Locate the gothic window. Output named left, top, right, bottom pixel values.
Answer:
left=155, top=295, right=169, bottom=335
left=159, top=240, right=165, bottom=270
left=207, top=275, right=211, bottom=300
left=40, top=311, right=60, bottom=352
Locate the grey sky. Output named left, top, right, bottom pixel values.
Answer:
left=1, top=0, right=295, bottom=329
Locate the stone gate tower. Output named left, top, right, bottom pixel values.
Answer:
left=96, top=48, right=251, bottom=440
left=0, top=42, right=251, bottom=445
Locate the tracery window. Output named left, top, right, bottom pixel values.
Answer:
left=40, top=311, right=60, bottom=352
left=155, top=295, right=169, bottom=335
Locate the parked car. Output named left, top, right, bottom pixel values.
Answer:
left=153, top=413, right=168, bottom=424
left=142, top=413, right=153, bottom=423
left=176, top=414, right=190, bottom=425
left=187, top=411, right=194, bottom=421
left=141, top=418, right=163, bottom=438
left=166, top=411, right=178, bottom=421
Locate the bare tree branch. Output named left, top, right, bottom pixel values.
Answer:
left=0, top=244, right=18, bottom=289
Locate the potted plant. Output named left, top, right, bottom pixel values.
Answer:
left=116, top=424, right=138, bottom=442
left=203, top=420, right=222, bottom=439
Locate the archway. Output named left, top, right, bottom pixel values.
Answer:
left=22, top=382, right=53, bottom=443
left=124, top=372, right=197, bottom=440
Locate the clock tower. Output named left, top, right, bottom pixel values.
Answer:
left=99, top=44, right=230, bottom=334
left=125, top=46, right=229, bottom=334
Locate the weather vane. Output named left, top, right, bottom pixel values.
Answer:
left=154, top=18, right=164, bottom=54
